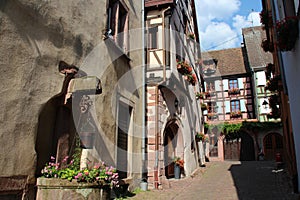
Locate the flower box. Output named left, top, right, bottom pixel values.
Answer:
left=207, top=113, right=218, bottom=120
left=228, top=88, right=240, bottom=95
left=230, top=111, right=242, bottom=118
left=276, top=16, right=299, bottom=51
left=185, top=74, right=197, bottom=86
left=36, top=178, right=111, bottom=200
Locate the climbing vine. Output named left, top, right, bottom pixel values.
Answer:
left=204, top=121, right=282, bottom=137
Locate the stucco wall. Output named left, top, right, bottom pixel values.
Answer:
left=0, top=0, right=143, bottom=196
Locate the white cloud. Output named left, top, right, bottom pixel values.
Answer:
left=233, top=12, right=262, bottom=42
left=196, top=0, right=262, bottom=51
left=200, top=22, right=239, bottom=51
left=197, top=0, right=241, bottom=30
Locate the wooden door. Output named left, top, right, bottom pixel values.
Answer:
left=264, top=133, right=283, bottom=160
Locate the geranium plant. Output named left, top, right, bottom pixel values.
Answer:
left=173, top=157, right=184, bottom=169
left=41, top=155, right=119, bottom=188
left=230, top=111, right=242, bottom=118
left=276, top=16, right=299, bottom=51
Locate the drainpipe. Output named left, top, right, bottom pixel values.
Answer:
left=162, top=6, right=170, bottom=82
left=154, top=6, right=171, bottom=189
left=141, top=0, right=146, bottom=181
left=154, top=85, right=159, bottom=189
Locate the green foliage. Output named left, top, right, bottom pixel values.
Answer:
left=205, top=121, right=282, bottom=137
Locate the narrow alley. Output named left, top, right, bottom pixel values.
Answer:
left=130, top=161, right=299, bottom=200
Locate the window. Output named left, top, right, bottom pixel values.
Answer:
left=206, top=81, right=215, bottom=92
left=117, top=101, right=132, bottom=179
left=107, top=0, right=129, bottom=51
left=229, top=79, right=238, bottom=89
left=208, top=102, right=217, bottom=113
left=230, top=100, right=240, bottom=112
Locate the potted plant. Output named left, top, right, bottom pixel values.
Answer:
left=276, top=16, right=299, bottom=51
left=173, top=157, right=184, bottom=179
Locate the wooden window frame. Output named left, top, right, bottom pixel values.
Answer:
left=107, top=0, right=129, bottom=52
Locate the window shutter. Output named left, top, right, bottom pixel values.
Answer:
left=222, top=79, right=228, bottom=90
left=225, top=101, right=231, bottom=113
left=238, top=78, right=244, bottom=89
left=240, top=99, right=247, bottom=112
left=215, top=80, right=221, bottom=92
left=256, top=71, right=266, bottom=86
left=217, top=102, right=223, bottom=114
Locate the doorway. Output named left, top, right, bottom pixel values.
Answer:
left=263, top=133, right=283, bottom=160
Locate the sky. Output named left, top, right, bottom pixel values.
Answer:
left=195, top=0, right=263, bottom=51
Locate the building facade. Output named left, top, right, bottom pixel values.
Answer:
left=0, top=0, right=144, bottom=198
left=201, top=26, right=282, bottom=162
left=260, top=0, right=299, bottom=192
left=145, top=0, right=204, bottom=189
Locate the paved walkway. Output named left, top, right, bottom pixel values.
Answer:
left=129, top=161, right=300, bottom=200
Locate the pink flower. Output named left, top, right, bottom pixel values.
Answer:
left=84, top=171, right=89, bottom=175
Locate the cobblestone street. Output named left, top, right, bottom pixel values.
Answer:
left=129, top=161, right=300, bottom=200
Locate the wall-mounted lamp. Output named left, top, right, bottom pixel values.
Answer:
left=262, top=100, right=269, bottom=109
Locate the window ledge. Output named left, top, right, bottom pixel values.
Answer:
left=104, top=37, right=131, bottom=62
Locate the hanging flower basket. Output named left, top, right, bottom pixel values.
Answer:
left=201, top=103, right=207, bottom=110
left=276, top=16, right=299, bottom=51
left=260, top=9, right=273, bottom=28
left=265, top=75, right=281, bottom=92
left=185, top=73, right=197, bottom=86
left=177, top=60, right=192, bottom=75
left=261, top=39, right=274, bottom=52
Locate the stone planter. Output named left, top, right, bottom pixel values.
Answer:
left=36, top=178, right=111, bottom=200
